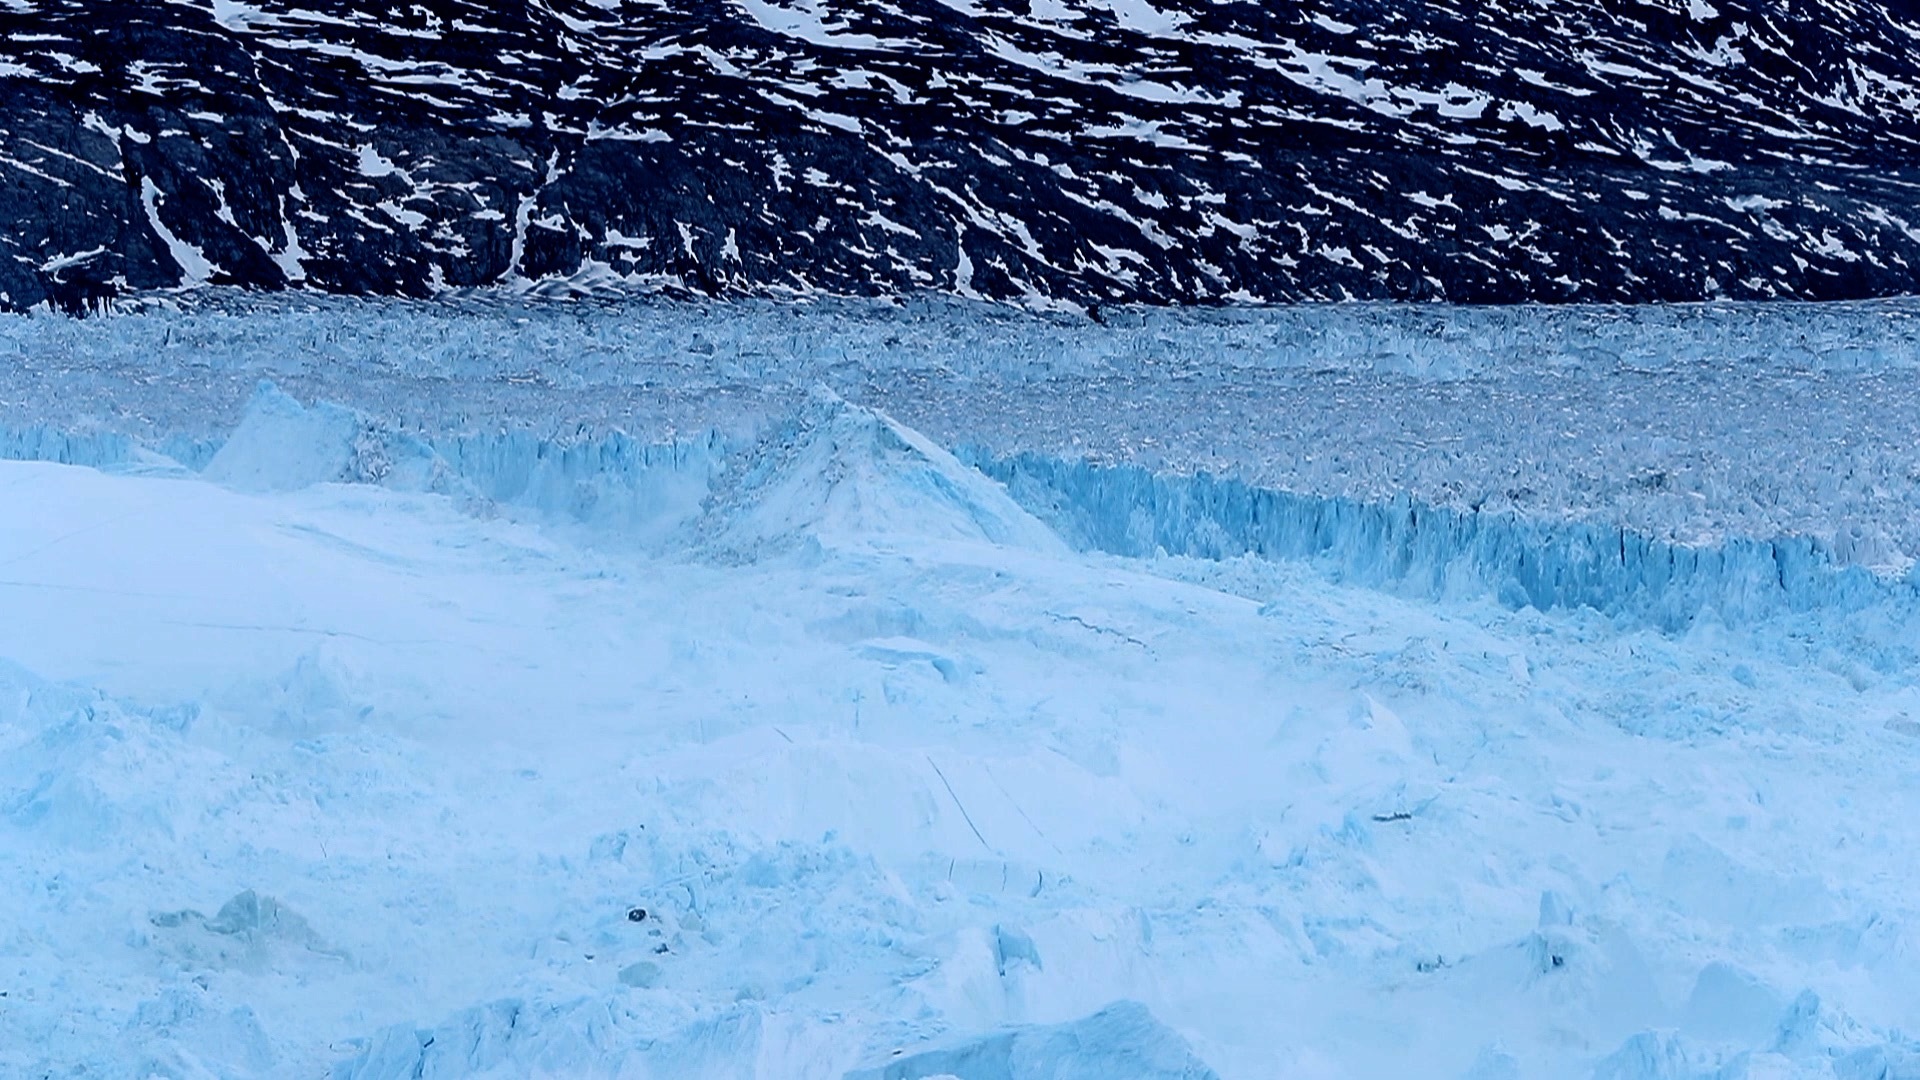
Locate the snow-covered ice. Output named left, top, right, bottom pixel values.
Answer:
left=6, top=292, right=1920, bottom=571
left=2, top=297, right=1920, bottom=1079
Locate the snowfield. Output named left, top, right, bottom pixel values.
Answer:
left=2, top=297, right=1920, bottom=1079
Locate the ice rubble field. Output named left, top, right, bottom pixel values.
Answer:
left=2, top=297, right=1920, bottom=1079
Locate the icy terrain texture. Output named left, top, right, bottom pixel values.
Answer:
left=7, top=292, right=1920, bottom=571
left=1, top=297, right=1919, bottom=1079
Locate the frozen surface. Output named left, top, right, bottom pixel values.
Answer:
left=1, top=297, right=1919, bottom=1079
left=5, top=292, right=1920, bottom=572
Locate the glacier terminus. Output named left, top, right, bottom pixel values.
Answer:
left=1, top=294, right=1918, bottom=1078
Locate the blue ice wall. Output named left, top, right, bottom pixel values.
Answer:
left=0, top=426, right=220, bottom=472
left=972, top=451, right=1920, bottom=648
left=0, top=427, right=135, bottom=469
left=430, top=428, right=724, bottom=543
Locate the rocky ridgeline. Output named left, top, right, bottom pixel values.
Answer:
left=2, top=0, right=1919, bottom=311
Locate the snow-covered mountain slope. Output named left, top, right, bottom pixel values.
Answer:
left=3, top=378, right=1920, bottom=1079
left=4, top=0, right=1920, bottom=311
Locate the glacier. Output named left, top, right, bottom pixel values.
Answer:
left=2, top=296, right=1920, bottom=1079
left=7, top=291, right=1920, bottom=564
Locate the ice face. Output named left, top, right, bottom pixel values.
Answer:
left=975, top=452, right=1919, bottom=658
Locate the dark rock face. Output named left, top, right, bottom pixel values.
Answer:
left=3, top=0, right=1918, bottom=312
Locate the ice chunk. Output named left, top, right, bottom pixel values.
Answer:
left=1590, top=1032, right=1691, bottom=1080
left=1681, top=962, right=1784, bottom=1046
left=694, top=388, right=1064, bottom=559
left=125, top=986, right=277, bottom=1079
left=328, top=1000, right=844, bottom=1079
left=0, top=683, right=205, bottom=850
left=148, top=889, right=343, bottom=973
left=845, top=1001, right=1218, bottom=1080
left=203, top=381, right=455, bottom=495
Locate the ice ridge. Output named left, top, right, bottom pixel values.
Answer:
left=842, top=1001, right=1220, bottom=1080
left=327, top=998, right=1218, bottom=1080
left=692, top=388, right=1066, bottom=560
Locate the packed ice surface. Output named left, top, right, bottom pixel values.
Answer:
left=6, top=292, right=1920, bottom=570
left=1, top=298, right=1919, bottom=1079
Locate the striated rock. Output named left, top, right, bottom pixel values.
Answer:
left=2, top=0, right=1918, bottom=312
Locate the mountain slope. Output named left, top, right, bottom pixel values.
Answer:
left=3, top=0, right=1919, bottom=311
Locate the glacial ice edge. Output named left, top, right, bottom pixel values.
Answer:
left=5, top=382, right=1915, bottom=661
left=968, top=451, right=1920, bottom=648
